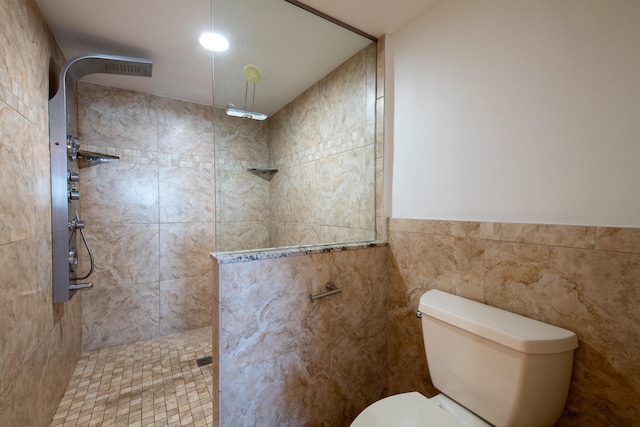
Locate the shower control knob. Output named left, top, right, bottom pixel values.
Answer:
left=68, top=171, right=80, bottom=183
left=68, top=248, right=78, bottom=268
left=68, top=190, right=81, bottom=201
left=69, top=219, right=85, bottom=230
left=66, top=136, right=80, bottom=160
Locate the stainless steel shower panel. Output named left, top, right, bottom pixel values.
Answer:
left=49, top=54, right=153, bottom=303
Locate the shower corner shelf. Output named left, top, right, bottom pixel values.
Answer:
left=247, top=167, right=278, bottom=181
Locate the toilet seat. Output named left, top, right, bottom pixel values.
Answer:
left=350, top=392, right=467, bottom=427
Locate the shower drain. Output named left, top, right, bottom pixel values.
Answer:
left=196, top=356, right=213, bottom=367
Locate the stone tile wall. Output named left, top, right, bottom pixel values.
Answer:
left=0, top=0, right=83, bottom=425
left=77, top=83, right=215, bottom=351
left=214, top=110, right=270, bottom=251
left=267, top=43, right=377, bottom=248
left=214, top=41, right=380, bottom=252
left=214, top=245, right=389, bottom=426
left=388, top=218, right=640, bottom=426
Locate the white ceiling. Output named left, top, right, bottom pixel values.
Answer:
left=35, top=0, right=438, bottom=113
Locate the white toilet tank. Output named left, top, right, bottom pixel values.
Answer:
left=419, top=290, right=578, bottom=427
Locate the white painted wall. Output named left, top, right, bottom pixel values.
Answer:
left=391, top=0, right=640, bottom=226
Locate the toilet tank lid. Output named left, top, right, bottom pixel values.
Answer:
left=419, top=290, right=578, bottom=354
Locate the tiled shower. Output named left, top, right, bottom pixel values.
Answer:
left=77, top=83, right=216, bottom=351
left=2, top=0, right=640, bottom=426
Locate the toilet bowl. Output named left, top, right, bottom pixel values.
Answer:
left=350, top=290, right=578, bottom=427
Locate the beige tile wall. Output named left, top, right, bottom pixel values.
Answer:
left=0, top=0, right=83, bottom=425
left=388, top=218, right=640, bottom=425
left=215, top=42, right=379, bottom=253
left=267, top=43, right=377, bottom=248
left=214, top=245, right=389, bottom=426
left=77, top=83, right=215, bottom=351
left=214, top=109, right=271, bottom=251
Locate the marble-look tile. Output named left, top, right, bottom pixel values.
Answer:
left=32, top=128, right=51, bottom=236
left=267, top=105, right=292, bottom=162
left=215, top=247, right=391, bottom=426
left=156, top=96, right=214, bottom=157
left=479, top=222, right=596, bottom=249
left=159, top=222, right=215, bottom=280
left=329, top=247, right=389, bottom=423
left=388, top=311, right=438, bottom=398
left=218, top=220, right=269, bottom=252
left=376, top=36, right=385, bottom=100
left=83, top=223, right=159, bottom=286
left=484, top=242, right=582, bottom=326
left=0, top=3, right=82, bottom=425
left=318, top=225, right=374, bottom=245
left=35, top=294, right=82, bottom=427
left=365, top=143, right=377, bottom=228
left=317, top=148, right=370, bottom=229
left=216, top=45, right=376, bottom=250
left=596, top=226, right=640, bottom=253
left=81, top=280, right=160, bottom=352
left=289, top=162, right=320, bottom=224
left=388, top=230, right=485, bottom=317
left=160, top=275, right=213, bottom=335
left=214, top=107, right=269, bottom=162
left=219, top=254, right=330, bottom=372
left=212, top=293, right=220, bottom=379
left=35, top=233, right=54, bottom=333
left=269, top=220, right=319, bottom=248
left=484, top=241, right=640, bottom=425
left=0, top=290, right=81, bottom=427
left=81, top=161, right=159, bottom=225
left=321, top=49, right=367, bottom=142
left=211, top=260, right=220, bottom=302
left=219, top=170, right=269, bottom=222
left=389, top=218, right=482, bottom=238
left=253, top=44, right=375, bottom=249
left=286, top=83, right=325, bottom=156
left=0, top=101, right=36, bottom=245
left=159, top=165, right=215, bottom=223
left=0, top=0, right=56, bottom=117
left=376, top=215, right=386, bottom=242
left=328, top=246, right=389, bottom=341
left=0, top=334, right=44, bottom=427
left=220, top=344, right=334, bottom=427
left=376, top=156, right=384, bottom=218
left=0, top=237, right=43, bottom=395
left=78, top=82, right=158, bottom=151
left=268, top=165, right=293, bottom=223
left=330, top=333, right=388, bottom=424
left=375, top=97, right=384, bottom=159
left=366, top=43, right=377, bottom=128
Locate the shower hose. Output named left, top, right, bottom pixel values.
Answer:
left=70, top=211, right=94, bottom=281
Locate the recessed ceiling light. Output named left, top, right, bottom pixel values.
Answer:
left=199, top=32, right=229, bottom=52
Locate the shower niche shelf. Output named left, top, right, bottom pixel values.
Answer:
left=247, top=167, right=278, bottom=181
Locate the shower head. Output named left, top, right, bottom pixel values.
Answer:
left=62, top=53, right=153, bottom=88
left=53, top=53, right=153, bottom=131
left=226, top=64, right=268, bottom=121
left=226, top=103, right=268, bottom=121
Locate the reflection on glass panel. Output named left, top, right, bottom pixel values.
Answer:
left=212, top=0, right=377, bottom=252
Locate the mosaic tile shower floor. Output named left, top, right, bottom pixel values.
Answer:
left=50, top=327, right=214, bottom=427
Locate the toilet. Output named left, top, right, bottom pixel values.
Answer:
left=351, top=290, right=579, bottom=427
